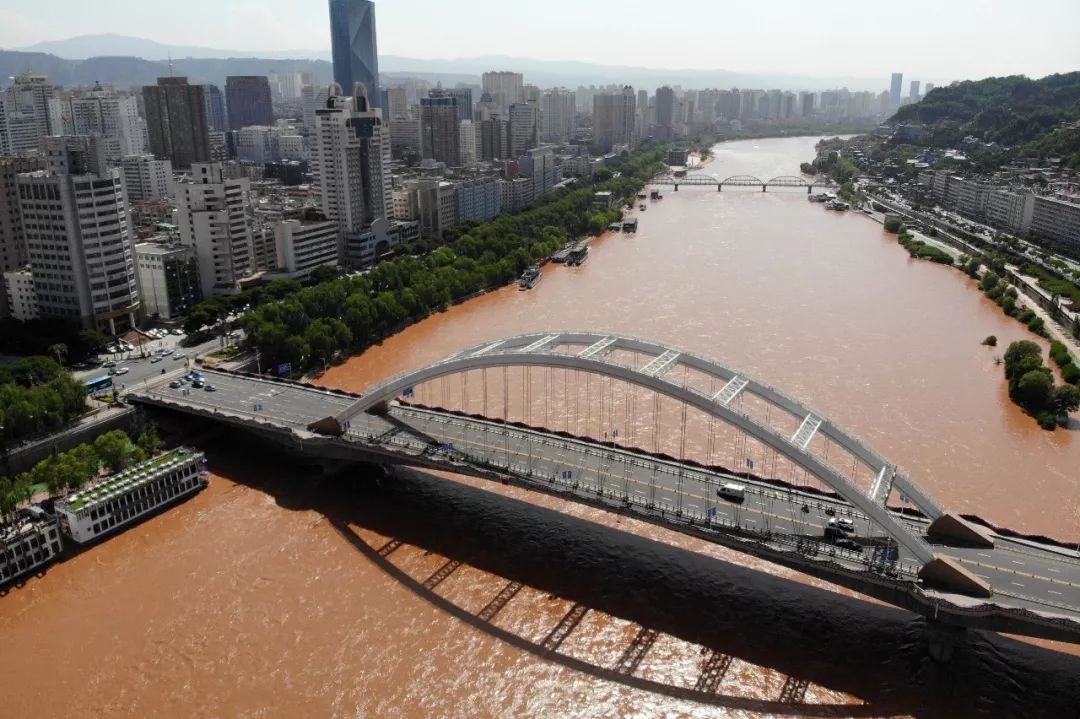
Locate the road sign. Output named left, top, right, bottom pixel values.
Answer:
left=403, top=386, right=415, bottom=398
left=746, top=458, right=755, bottom=470
left=278, top=362, right=291, bottom=376
left=707, top=507, right=717, bottom=518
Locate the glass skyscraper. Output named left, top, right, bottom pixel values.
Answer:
left=328, top=0, right=380, bottom=104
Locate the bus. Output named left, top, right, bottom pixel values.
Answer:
left=85, top=375, right=114, bottom=394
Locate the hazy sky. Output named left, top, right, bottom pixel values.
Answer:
left=2, top=0, right=1077, bottom=81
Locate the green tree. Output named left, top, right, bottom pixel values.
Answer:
left=980, top=271, right=1001, bottom=292
left=48, top=343, right=68, bottom=367
left=982, top=335, right=997, bottom=347
left=79, top=329, right=109, bottom=354
left=1016, top=369, right=1053, bottom=410
left=93, top=430, right=142, bottom=472
left=137, top=426, right=163, bottom=457
left=1004, top=341, right=1043, bottom=381
left=1052, top=384, right=1080, bottom=415
left=307, top=264, right=340, bottom=286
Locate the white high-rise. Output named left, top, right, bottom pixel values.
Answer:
left=175, top=162, right=255, bottom=297
left=482, top=71, right=524, bottom=116
left=0, top=74, right=62, bottom=155
left=65, top=83, right=146, bottom=162
left=540, top=88, right=576, bottom=143
left=312, top=88, right=392, bottom=253
left=121, top=154, right=175, bottom=202
left=459, top=120, right=478, bottom=165
left=17, top=136, right=140, bottom=333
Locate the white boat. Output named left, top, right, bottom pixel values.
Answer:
left=825, top=200, right=851, bottom=211
left=0, top=507, right=63, bottom=584
left=55, top=447, right=209, bottom=544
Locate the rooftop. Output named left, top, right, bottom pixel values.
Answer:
left=57, top=447, right=203, bottom=514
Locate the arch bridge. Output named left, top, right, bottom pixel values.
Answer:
left=129, top=332, right=1080, bottom=643
left=650, top=173, right=839, bottom=192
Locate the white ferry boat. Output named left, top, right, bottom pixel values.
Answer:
left=55, top=447, right=208, bottom=544
left=808, top=192, right=836, bottom=203
left=825, top=199, right=851, bottom=211
left=0, top=507, right=63, bottom=584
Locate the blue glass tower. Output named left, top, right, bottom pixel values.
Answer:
left=328, top=0, right=380, bottom=104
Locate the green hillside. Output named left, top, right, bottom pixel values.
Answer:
left=891, top=73, right=1080, bottom=165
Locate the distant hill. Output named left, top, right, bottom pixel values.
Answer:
left=0, top=50, right=333, bottom=90
left=15, top=33, right=329, bottom=62
left=5, top=34, right=921, bottom=92
left=890, top=72, right=1080, bottom=151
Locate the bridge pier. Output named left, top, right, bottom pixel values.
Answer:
left=762, top=185, right=767, bottom=192
left=807, top=186, right=812, bottom=194
left=674, top=184, right=678, bottom=191
left=717, top=184, right=721, bottom=192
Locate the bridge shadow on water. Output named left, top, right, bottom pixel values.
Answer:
left=208, top=435, right=1080, bottom=719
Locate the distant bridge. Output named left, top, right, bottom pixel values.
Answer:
left=129, top=332, right=1080, bottom=644
left=650, top=173, right=839, bottom=192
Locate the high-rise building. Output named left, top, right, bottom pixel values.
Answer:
left=909, top=80, right=921, bottom=101
left=459, top=120, right=478, bottom=164
left=226, top=76, right=274, bottom=130
left=121, top=154, right=175, bottom=202
left=480, top=116, right=509, bottom=161
left=654, top=86, right=676, bottom=141
left=134, top=243, right=201, bottom=320
left=540, top=88, right=576, bottom=143
left=175, top=162, right=255, bottom=297
left=301, top=84, right=331, bottom=132
left=274, top=215, right=340, bottom=281
left=0, top=74, right=62, bottom=155
left=482, top=72, right=524, bottom=115
left=143, top=77, right=210, bottom=169
left=593, top=87, right=636, bottom=152
left=925, top=83, right=935, bottom=95
left=312, top=88, right=392, bottom=250
left=890, top=73, right=903, bottom=107
left=420, top=92, right=461, bottom=166
left=389, top=117, right=421, bottom=159
left=508, top=102, right=540, bottom=157
left=17, top=137, right=140, bottom=332
left=205, top=84, right=227, bottom=132
left=0, top=156, right=43, bottom=318
left=444, top=88, right=473, bottom=125
left=636, top=89, right=649, bottom=136
left=65, top=83, right=145, bottom=161
left=455, top=177, right=501, bottom=223
left=387, top=86, right=409, bottom=119
left=329, top=0, right=380, bottom=101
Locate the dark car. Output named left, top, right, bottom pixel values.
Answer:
left=836, top=538, right=861, bottom=552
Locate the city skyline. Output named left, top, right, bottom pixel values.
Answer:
left=2, top=0, right=1077, bottom=83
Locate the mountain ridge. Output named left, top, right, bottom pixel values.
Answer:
left=8, top=33, right=915, bottom=92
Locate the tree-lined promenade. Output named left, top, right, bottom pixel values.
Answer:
left=0, top=428, right=161, bottom=522
left=235, top=146, right=670, bottom=374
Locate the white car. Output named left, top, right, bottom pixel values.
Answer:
left=115, top=367, right=130, bottom=375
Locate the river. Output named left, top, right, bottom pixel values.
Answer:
left=1, top=136, right=1077, bottom=718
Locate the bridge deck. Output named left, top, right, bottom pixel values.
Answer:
left=129, top=370, right=1080, bottom=641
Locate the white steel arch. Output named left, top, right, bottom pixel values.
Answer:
left=333, top=332, right=944, bottom=564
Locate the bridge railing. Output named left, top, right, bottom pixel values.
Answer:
left=343, top=410, right=923, bottom=582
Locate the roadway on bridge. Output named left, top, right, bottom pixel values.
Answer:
left=131, top=370, right=1080, bottom=624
